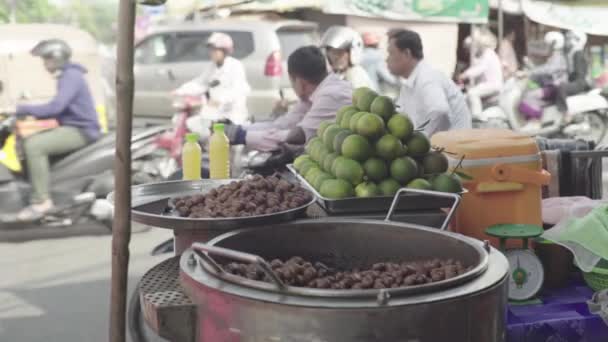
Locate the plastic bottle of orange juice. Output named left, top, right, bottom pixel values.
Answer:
left=182, top=133, right=202, bottom=180
left=209, top=123, right=230, bottom=179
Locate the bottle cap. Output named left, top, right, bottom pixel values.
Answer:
left=213, top=123, right=225, bottom=132
left=186, top=133, right=199, bottom=143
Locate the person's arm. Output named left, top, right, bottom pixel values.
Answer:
left=297, top=92, right=346, bottom=140
left=16, top=70, right=80, bottom=118
left=376, top=63, right=399, bottom=87
left=174, top=66, right=211, bottom=96
left=460, top=57, right=486, bottom=80
left=260, top=101, right=309, bottom=130
left=418, top=81, right=451, bottom=136
left=235, top=101, right=309, bottom=149
left=529, top=54, right=566, bottom=78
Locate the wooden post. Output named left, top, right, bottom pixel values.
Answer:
left=110, top=0, right=136, bottom=341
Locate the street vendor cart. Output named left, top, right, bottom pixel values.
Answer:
left=120, top=181, right=509, bottom=342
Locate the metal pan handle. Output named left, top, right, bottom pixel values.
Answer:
left=191, top=242, right=286, bottom=289
left=385, top=188, right=461, bottom=231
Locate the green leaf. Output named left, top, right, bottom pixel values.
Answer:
left=454, top=171, right=473, bottom=180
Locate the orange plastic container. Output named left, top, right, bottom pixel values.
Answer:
left=431, top=129, right=551, bottom=248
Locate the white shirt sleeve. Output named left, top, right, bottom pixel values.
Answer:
left=174, top=66, right=213, bottom=96
left=418, top=81, right=451, bottom=136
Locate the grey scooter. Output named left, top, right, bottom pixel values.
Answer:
left=0, top=114, right=171, bottom=231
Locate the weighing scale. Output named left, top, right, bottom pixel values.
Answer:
left=486, top=224, right=545, bottom=301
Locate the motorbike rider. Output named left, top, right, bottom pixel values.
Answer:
left=174, top=32, right=251, bottom=134
left=321, top=26, right=375, bottom=90
left=226, top=46, right=352, bottom=153
left=459, top=28, right=503, bottom=117
left=360, top=32, right=399, bottom=93
left=557, top=30, right=590, bottom=117
left=387, top=29, right=471, bottom=137
left=12, top=39, right=101, bottom=220
left=518, top=31, right=568, bottom=128
left=498, top=27, right=519, bottom=80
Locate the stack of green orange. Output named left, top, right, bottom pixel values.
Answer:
left=293, top=87, right=463, bottom=199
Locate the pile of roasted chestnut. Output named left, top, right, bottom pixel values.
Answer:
left=224, top=256, right=473, bottom=290
left=170, top=175, right=312, bottom=218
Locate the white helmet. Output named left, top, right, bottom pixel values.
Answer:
left=321, top=26, right=363, bottom=65
left=207, top=32, right=234, bottom=54
left=544, top=31, right=565, bottom=51
left=566, top=30, right=587, bottom=52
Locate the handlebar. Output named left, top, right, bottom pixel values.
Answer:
left=171, top=94, right=203, bottom=111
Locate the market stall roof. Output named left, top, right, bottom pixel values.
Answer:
left=204, top=0, right=489, bottom=24
left=232, top=0, right=321, bottom=11
left=522, top=0, right=608, bottom=36
left=323, top=0, right=488, bottom=24
left=489, top=0, right=523, bottom=15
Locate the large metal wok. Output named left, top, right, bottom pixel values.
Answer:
left=113, top=178, right=316, bottom=231
left=179, top=204, right=509, bottom=341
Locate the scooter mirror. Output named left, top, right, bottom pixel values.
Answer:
left=137, top=0, right=167, bottom=5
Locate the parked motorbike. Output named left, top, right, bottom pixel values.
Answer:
left=0, top=114, right=170, bottom=229
left=473, top=77, right=608, bottom=143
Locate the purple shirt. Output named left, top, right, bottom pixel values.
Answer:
left=16, top=63, right=101, bottom=142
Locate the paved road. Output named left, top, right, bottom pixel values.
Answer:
left=0, top=224, right=172, bottom=342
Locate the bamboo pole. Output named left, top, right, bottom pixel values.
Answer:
left=110, top=0, right=136, bottom=341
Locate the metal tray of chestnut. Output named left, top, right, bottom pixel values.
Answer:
left=287, top=164, right=464, bottom=215
left=221, top=255, right=473, bottom=290
left=121, top=175, right=316, bottom=231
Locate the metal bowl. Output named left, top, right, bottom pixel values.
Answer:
left=109, top=179, right=316, bottom=231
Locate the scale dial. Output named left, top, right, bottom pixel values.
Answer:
left=505, top=249, right=544, bottom=301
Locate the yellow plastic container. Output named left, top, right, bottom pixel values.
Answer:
left=431, top=129, right=551, bottom=248
left=209, top=123, right=230, bottom=179
left=182, top=133, right=202, bottom=180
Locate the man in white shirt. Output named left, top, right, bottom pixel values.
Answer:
left=387, top=29, right=471, bottom=137
left=227, top=46, right=352, bottom=152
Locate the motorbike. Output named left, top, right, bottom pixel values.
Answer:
left=0, top=114, right=170, bottom=229
left=473, top=77, right=608, bottom=143
left=131, top=94, right=204, bottom=183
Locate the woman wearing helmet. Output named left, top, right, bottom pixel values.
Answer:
left=518, top=31, right=568, bottom=126
left=557, top=30, right=590, bottom=113
left=174, top=32, right=251, bottom=130
left=13, top=39, right=101, bottom=220
left=458, top=27, right=503, bottom=117
left=321, top=26, right=375, bottom=90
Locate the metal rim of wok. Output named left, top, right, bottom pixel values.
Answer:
left=180, top=218, right=505, bottom=306
left=108, top=179, right=316, bottom=230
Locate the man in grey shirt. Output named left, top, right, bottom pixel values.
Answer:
left=386, top=29, right=471, bottom=136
